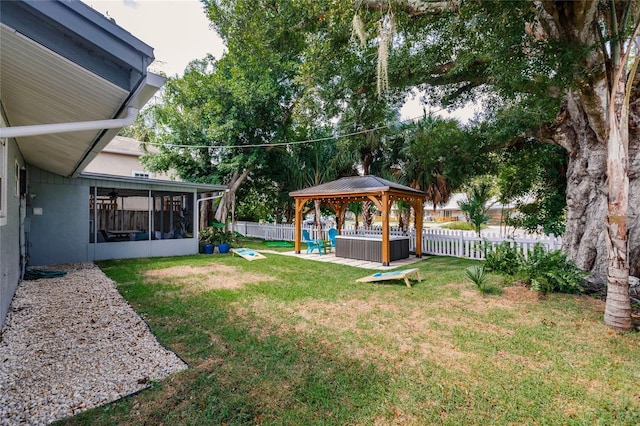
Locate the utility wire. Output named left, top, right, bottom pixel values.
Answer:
left=140, top=112, right=440, bottom=150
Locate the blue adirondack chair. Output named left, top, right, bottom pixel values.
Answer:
left=302, top=229, right=326, bottom=254
left=327, top=228, right=338, bottom=252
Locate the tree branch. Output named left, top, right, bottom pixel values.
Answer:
left=361, top=0, right=459, bottom=17
left=391, top=58, right=488, bottom=89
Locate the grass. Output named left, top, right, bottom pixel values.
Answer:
left=238, top=236, right=298, bottom=252
left=55, top=252, right=640, bottom=425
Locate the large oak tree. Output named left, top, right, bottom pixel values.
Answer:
left=332, top=0, right=640, bottom=330
left=151, top=0, right=638, bottom=329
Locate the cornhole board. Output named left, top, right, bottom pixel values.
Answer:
left=231, top=248, right=266, bottom=261
left=356, top=268, right=421, bottom=288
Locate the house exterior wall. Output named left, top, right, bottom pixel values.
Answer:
left=84, top=151, right=148, bottom=178
left=27, top=167, right=89, bottom=266
left=0, top=0, right=166, bottom=330
left=26, top=166, right=206, bottom=267
left=0, top=136, right=26, bottom=329
left=83, top=136, right=177, bottom=181
left=84, top=151, right=175, bottom=180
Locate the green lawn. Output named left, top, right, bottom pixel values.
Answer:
left=57, top=251, right=639, bottom=425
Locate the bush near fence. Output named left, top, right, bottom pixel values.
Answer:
left=234, top=221, right=562, bottom=260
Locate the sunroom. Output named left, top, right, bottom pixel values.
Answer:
left=24, top=169, right=225, bottom=266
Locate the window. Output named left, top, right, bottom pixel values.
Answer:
left=132, top=171, right=151, bottom=179
left=90, top=187, right=150, bottom=243
left=89, top=187, right=194, bottom=243
left=152, top=191, right=194, bottom=240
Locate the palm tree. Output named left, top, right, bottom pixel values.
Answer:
left=396, top=200, right=412, bottom=234
left=459, top=179, right=495, bottom=236
left=392, top=117, right=459, bottom=209
left=347, top=202, right=363, bottom=233
left=286, top=135, right=340, bottom=233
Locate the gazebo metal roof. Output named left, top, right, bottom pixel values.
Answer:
left=289, top=175, right=426, bottom=266
left=289, top=175, right=426, bottom=198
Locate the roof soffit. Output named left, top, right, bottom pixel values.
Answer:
left=0, top=0, right=154, bottom=91
left=1, top=24, right=129, bottom=177
left=0, top=0, right=163, bottom=178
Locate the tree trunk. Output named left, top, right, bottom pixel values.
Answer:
left=401, top=206, right=411, bottom=234
left=314, top=199, right=323, bottom=235
left=603, top=64, right=633, bottom=331
left=557, top=91, right=609, bottom=283
left=215, top=167, right=252, bottom=224
left=554, top=49, right=639, bottom=331
left=628, top=95, right=640, bottom=278
left=199, top=197, right=213, bottom=231
left=556, top=90, right=634, bottom=330
left=536, top=2, right=638, bottom=331
left=363, top=200, right=373, bottom=229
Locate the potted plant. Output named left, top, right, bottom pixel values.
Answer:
left=199, top=226, right=216, bottom=254
left=214, top=229, right=234, bottom=254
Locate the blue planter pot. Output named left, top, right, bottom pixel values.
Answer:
left=218, top=243, right=231, bottom=254
left=203, top=244, right=215, bottom=254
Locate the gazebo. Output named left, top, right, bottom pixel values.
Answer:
left=289, top=175, right=427, bottom=266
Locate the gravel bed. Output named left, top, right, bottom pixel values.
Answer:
left=0, top=263, right=188, bottom=425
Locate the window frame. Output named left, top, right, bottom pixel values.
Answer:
left=132, top=170, right=151, bottom=179
left=14, top=159, right=20, bottom=198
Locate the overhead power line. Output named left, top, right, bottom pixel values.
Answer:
left=140, top=112, right=441, bottom=150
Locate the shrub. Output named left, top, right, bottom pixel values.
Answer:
left=484, top=240, right=524, bottom=276
left=484, top=242, right=586, bottom=294
left=519, top=244, right=587, bottom=294
left=466, top=265, right=489, bottom=295
left=213, top=229, right=235, bottom=245
left=441, top=222, right=477, bottom=231
left=199, top=226, right=217, bottom=244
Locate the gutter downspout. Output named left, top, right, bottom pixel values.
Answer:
left=0, top=107, right=139, bottom=139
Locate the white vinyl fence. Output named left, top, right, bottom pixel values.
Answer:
left=419, top=228, right=562, bottom=259
left=234, top=221, right=563, bottom=260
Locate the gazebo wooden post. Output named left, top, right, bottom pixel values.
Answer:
left=381, top=192, right=390, bottom=266
left=414, top=197, right=424, bottom=258
left=294, top=198, right=304, bottom=254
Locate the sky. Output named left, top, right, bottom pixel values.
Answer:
left=88, top=0, right=226, bottom=77
left=88, top=0, right=473, bottom=122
